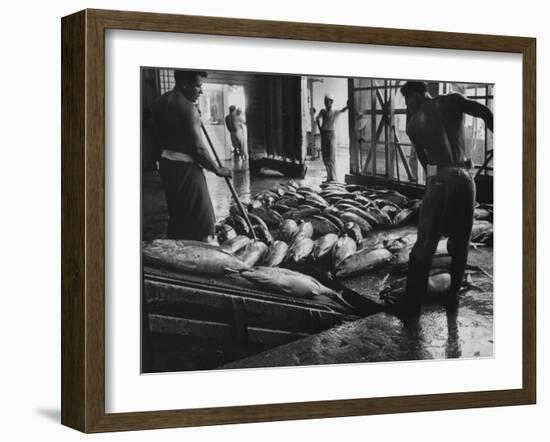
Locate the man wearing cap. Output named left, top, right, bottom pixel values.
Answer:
left=315, top=93, right=348, bottom=182
left=396, top=81, right=493, bottom=311
left=153, top=69, right=232, bottom=241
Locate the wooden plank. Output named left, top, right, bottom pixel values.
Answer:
left=231, top=297, right=249, bottom=343
left=348, top=78, right=359, bottom=174
left=149, top=314, right=310, bottom=346
left=143, top=279, right=354, bottom=333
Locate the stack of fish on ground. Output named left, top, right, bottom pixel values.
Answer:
left=143, top=181, right=493, bottom=310
left=217, top=180, right=493, bottom=278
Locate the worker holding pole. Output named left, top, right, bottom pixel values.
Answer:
left=152, top=69, right=233, bottom=242
left=396, top=81, right=493, bottom=312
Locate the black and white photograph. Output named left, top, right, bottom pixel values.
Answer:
left=141, top=67, right=494, bottom=373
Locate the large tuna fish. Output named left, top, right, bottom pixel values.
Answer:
left=248, top=213, right=273, bottom=245
left=367, top=206, right=393, bottom=226
left=474, top=207, right=492, bottom=221
left=286, top=236, right=314, bottom=264
left=312, top=233, right=339, bottom=260
left=294, top=220, right=314, bottom=240
left=236, top=240, right=268, bottom=267
left=306, top=215, right=339, bottom=238
left=226, top=214, right=251, bottom=236
left=385, top=233, right=417, bottom=252
left=380, top=272, right=451, bottom=305
left=297, top=185, right=321, bottom=194
left=393, top=207, right=419, bottom=226
left=229, top=203, right=249, bottom=218
left=320, top=212, right=345, bottom=230
left=277, top=196, right=301, bottom=207
left=278, top=218, right=299, bottom=243
left=331, top=234, right=357, bottom=268
left=283, top=207, right=321, bottom=221
left=340, top=212, right=373, bottom=234
left=240, top=267, right=349, bottom=312
left=321, top=190, right=354, bottom=200
left=380, top=204, right=400, bottom=220
left=261, top=240, right=289, bottom=267
left=335, top=248, right=393, bottom=277
left=390, top=245, right=413, bottom=266
left=220, top=235, right=252, bottom=254
left=216, top=223, right=237, bottom=243
left=342, top=206, right=378, bottom=226
left=355, top=195, right=374, bottom=207
left=298, top=190, right=329, bottom=208
left=143, top=240, right=250, bottom=275
left=341, top=222, right=363, bottom=243
left=471, top=220, right=493, bottom=242
left=271, top=203, right=293, bottom=214
left=250, top=207, right=284, bottom=228
left=253, top=225, right=274, bottom=246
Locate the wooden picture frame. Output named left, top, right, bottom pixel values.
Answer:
left=61, top=8, right=536, bottom=433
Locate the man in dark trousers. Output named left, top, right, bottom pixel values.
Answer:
left=316, top=93, right=348, bottom=182
left=398, top=81, right=493, bottom=310
left=153, top=70, right=232, bottom=241
left=224, top=105, right=240, bottom=157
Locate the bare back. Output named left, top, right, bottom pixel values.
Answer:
left=406, top=94, right=467, bottom=167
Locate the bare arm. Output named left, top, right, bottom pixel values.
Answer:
left=188, top=110, right=231, bottom=177
left=315, top=110, right=323, bottom=132
left=340, top=100, right=350, bottom=113
left=453, top=93, right=494, bottom=132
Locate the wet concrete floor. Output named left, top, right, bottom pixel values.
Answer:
left=142, top=148, right=493, bottom=366
left=223, top=258, right=493, bottom=369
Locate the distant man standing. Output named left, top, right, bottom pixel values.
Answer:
left=153, top=70, right=232, bottom=241
left=225, top=105, right=240, bottom=157
left=316, top=93, right=348, bottom=182
left=233, top=108, right=247, bottom=159
left=398, top=81, right=493, bottom=309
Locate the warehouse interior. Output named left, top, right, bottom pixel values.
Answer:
left=141, top=68, right=494, bottom=373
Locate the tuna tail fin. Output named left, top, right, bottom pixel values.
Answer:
left=335, top=292, right=354, bottom=310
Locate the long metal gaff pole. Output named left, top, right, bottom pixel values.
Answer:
left=200, top=123, right=257, bottom=240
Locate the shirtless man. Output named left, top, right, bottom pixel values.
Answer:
left=398, top=81, right=493, bottom=310
left=153, top=69, right=232, bottom=241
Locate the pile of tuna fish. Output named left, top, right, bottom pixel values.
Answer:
left=216, top=180, right=493, bottom=278
left=143, top=180, right=493, bottom=311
